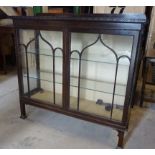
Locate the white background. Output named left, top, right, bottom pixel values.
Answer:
left=0, top=0, right=154, bottom=154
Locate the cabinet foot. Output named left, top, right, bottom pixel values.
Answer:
left=20, top=101, right=27, bottom=119
left=20, top=114, right=27, bottom=119
left=117, top=130, right=124, bottom=148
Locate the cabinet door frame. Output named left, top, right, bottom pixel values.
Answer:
left=67, top=28, right=140, bottom=124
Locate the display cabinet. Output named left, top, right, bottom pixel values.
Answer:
left=12, top=14, right=146, bottom=148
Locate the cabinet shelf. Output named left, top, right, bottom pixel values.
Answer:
left=38, top=69, right=126, bottom=86
left=23, top=74, right=125, bottom=97
left=26, top=50, right=130, bottom=66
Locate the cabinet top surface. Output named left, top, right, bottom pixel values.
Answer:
left=11, top=13, right=146, bottom=24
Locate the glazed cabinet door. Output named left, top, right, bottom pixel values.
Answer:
left=19, top=29, right=63, bottom=107
left=69, top=31, right=135, bottom=122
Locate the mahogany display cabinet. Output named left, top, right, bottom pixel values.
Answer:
left=12, top=14, right=146, bottom=148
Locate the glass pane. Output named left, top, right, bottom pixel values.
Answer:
left=70, top=32, right=132, bottom=121
left=19, top=30, right=63, bottom=106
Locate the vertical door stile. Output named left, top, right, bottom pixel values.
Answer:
left=15, top=28, right=27, bottom=118
left=35, top=30, right=41, bottom=90
left=15, top=29, right=24, bottom=97
left=62, top=28, right=70, bottom=110
left=122, top=32, right=140, bottom=124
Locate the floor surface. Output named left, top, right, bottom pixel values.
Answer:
left=0, top=71, right=155, bottom=149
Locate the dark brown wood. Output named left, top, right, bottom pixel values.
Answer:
left=117, top=130, right=125, bottom=148
left=35, top=30, right=41, bottom=90
left=131, top=7, right=153, bottom=108
left=14, top=29, right=27, bottom=119
left=63, top=29, right=70, bottom=109
left=131, top=7, right=152, bottom=107
left=122, top=31, right=140, bottom=125
left=0, top=25, right=14, bottom=33
left=12, top=14, right=146, bottom=148
left=130, top=30, right=143, bottom=108
left=11, top=14, right=146, bottom=23
left=140, top=57, right=147, bottom=107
